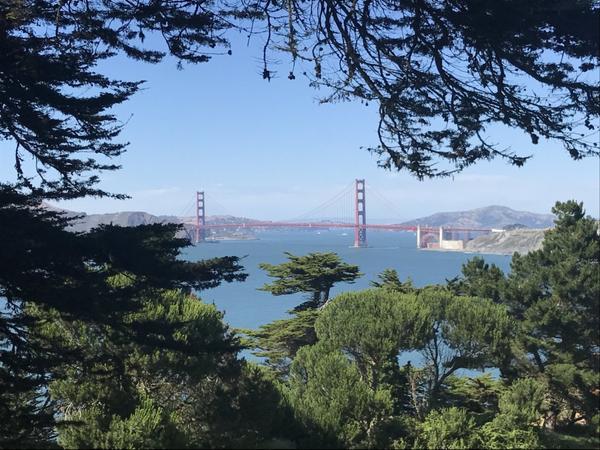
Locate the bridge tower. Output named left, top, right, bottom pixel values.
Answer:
left=195, top=191, right=206, bottom=243
left=354, top=179, right=367, bottom=248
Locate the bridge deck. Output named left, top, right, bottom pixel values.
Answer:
left=198, top=222, right=491, bottom=233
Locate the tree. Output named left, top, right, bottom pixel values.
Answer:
left=1, top=0, right=232, bottom=198
left=2, top=1, right=597, bottom=194
left=259, top=252, right=361, bottom=311
left=478, top=378, right=545, bottom=449
left=250, top=0, right=599, bottom=177
left=245, top=309, right=320, bottom=376
left=0, top=190, right=247, bottom=447
left=439, top=373, right=503, bottom=419
left=315, top=290, right=428, bottom=392
left=370, top=269, right=415, bottom=293
left=303, top=289, right=512, bottom=420
left=250, top=252, right=360, bottom=377
left=29, top=278, right=288, bottom=449
left=503, top=200, right=599, bottom=429
left=415, top=407, right=481, bottom=449
left=447, top=257, right=507, bottom=303
left=285, top=342, right=396, bottom=448
left=404, top=290, right=514, bottom=418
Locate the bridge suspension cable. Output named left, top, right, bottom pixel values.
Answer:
left=366, top=182, right=407, bottom=223
left=288, top=181, right=355, bottom=223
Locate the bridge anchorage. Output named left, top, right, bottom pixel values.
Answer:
left=191, top=180, right=492, bottom=248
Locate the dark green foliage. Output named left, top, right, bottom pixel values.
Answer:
left=1, top=0, right=231, bottom=198
left=2, top=0, right=597, bottom=195
left=497, top=378, right=547, bottom=425
left=246, top=309, right=319, bottom=375
left=416, top=407, right=481, bottom=449
left=504, top=201, right=599, bottom=428
left=447, top=257, right=506, bottom=303
left=478, top=378, right=546, bottom=449
left=259, top=252, right=361, bottom=311
left=0, top=190, right=247, bottom=447
left=285, top=342, right=396, bottom=448
left=250, top=252, right=361, bottom=378
left=281, top=289, right=516, bottom=447
left=407, top=290, right=513, bottom=417
left=370, top=269, right=415, bottom=293
left=31, top=284, right=288, bottom=448
left=254, top=201, right=597, bottom=448
left=249, top=0, right=599, bottom=177
left=316, top=290, right=428, bottom=391
left=440, top=374, right=503, bottom=419
left=440, top=201, right=600, bottom=434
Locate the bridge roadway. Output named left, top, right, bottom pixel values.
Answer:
left=200, top=221, right=492, bottom=233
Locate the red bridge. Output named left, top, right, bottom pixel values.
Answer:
left=191, top=180, right=492, bottom=249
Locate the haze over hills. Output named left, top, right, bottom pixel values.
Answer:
left=400, top=205, right=556, bottom=229
left=45, top=203, right=557, bottom=231
left=41, top=203, right=561, bottom=253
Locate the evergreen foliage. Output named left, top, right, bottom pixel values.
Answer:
left=246, top=0, right=599, bottom=177
left=1, top=0, right=597, bottom=191
left=1, top=0, right=231, bottom=198
left=259, top=252, right=361, bottom=311
left=416, top=407, right=481, bottom=449
left=447, top=200, right=600, bottom=435
left=30, top=281, right=287, bottom=448
left=406, top=290, right=513, bottom=417
left=285, top=342, right=396, bottom=448
left=439, top=373, right=503, bottom=419
left=505, top=201, right=597, bottom=428
left=447, top=257, right=506, bottom=303
left=245, top=309, right=319, bottom=375
left=315, top=290, right=427, bottom=390
left=0, top=190, right=247, bottom=447
left=3, top=0, right=598, bottom=445
left=478, top=378, right=546, bottom=449
left=370, top=269, right=415, bottom=293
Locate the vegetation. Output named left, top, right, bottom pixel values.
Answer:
left=1, top=0, right=598, bottom=447
left=5, top=197, right=596, bottom=447
left=2, top=0, right=597, bottom=192
left=259, top=252, right=362, bottom=311
left=249, top=201, right=599, bottom=449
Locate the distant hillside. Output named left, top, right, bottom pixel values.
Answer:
left=465, top=229, right=546, bottom=255
left=401, top=205, right=555, bottom=229
left=42, top=204, right=259, bottom=240
left=66, top=211, right=180, bottom=232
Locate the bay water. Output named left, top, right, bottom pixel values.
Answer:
left=182, top=229, right=512, bottom=331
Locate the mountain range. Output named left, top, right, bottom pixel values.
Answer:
left=44, top=204, right=556, bottom=232
left=399, top=205, right=555, bottom=229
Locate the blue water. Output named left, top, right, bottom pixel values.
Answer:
left=182, top=230, right=511, bottom=330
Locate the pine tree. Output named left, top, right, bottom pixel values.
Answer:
left=0, top=190, right=247, bottom=447
left=244, top=0, right=599, bottom=177
left=504, top=201, right=599, bottom=429
left=259, top=252, right=362, bottom=311
left=28, top=279, right=289, bottom=448
left=370, top=269, right=415, bottom=293
left=245, top=309, right=319, bottom=375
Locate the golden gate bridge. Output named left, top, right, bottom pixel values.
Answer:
left=188, top=179, right=492, bottom=250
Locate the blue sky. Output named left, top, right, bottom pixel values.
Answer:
left=1, top=33, right=598, bottom=221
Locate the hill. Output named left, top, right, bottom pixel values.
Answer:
left=401, top=205, right=555, bottom=229
left=42, top=204, right=258, bottom=240
left=465, top=229, right=546, bottom=255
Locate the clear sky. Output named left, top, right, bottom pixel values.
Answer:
left=2, top=33, right=598, bottom=221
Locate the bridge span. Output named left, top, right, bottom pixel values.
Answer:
left=192, top=180, right=492, bottom=249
